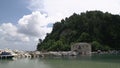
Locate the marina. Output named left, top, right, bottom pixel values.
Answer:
left=0, top=48, right=120, bottom=59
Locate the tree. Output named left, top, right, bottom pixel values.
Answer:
left=78, top=32, right=90, bottom=42
left=91, top=41, right=103, bottom=51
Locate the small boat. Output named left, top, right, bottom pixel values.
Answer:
left=0, top=51, right=14, bottom=59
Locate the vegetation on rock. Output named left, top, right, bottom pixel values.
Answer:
left=37, top=11, right=120, bottom=51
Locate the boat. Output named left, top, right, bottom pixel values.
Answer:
left=0, top=51, right=14, bottom=59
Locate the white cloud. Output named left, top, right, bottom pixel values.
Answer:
left=0, top=23, right=32, bottom=50
left=27, top=0, right=46, bottom=14
left=0, top=23, right=17, bottom=36
left=28, top=0, right=120, bottom=17
left=0, top=11, right=52, bottom=50
left=0, top=23, right=29, bottom=42
left=18, top=11, right=52, bottom=39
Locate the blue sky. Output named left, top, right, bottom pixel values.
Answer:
left=0, top=0, right=120, bottom=51
left=0, top=0, right=31, bottom=24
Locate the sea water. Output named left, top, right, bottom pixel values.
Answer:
left=0, top=54, right=120, bottom=68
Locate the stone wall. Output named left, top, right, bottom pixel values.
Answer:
left=71, top=43, right=91, bottom=55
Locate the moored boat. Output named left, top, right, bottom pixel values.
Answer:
left=0, top=51, right=14, bottom=59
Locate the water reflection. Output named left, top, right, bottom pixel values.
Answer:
left=0, top=55, right=119, bottom=68
left=37, top=55, right=120, bottom=68
left=0, top=59, right=14, bottom=64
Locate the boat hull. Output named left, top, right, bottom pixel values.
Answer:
left=0, top=55, right=14, bottom=59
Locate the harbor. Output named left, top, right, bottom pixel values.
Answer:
left=0, top=48, right=120, bottom=60
left=0, top=48, right=120, bottom=68
left=0, top=48, right=78, bottom=59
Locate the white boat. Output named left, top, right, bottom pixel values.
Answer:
left=0, top=51, right=14, bottom=59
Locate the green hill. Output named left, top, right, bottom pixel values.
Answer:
left=37, top=11, right=120, bottom=51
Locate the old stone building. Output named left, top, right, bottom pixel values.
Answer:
left=71, top=43, right=91, bottom=55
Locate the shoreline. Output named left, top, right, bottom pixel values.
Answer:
left=0, top=49, right=120, bottom=59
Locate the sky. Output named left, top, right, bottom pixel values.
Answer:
left=0, top=0, right=120, bottom=51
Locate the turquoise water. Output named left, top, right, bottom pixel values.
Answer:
left=0, top=54, right=120, bottom=68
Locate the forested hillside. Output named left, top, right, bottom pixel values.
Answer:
left=37, top=11, right=120, bottom=51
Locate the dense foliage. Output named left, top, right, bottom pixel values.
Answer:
left=37, top=11, right=120, bottom=51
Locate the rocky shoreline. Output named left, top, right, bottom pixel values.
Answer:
left=0, top=49, right=120, bottom=59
